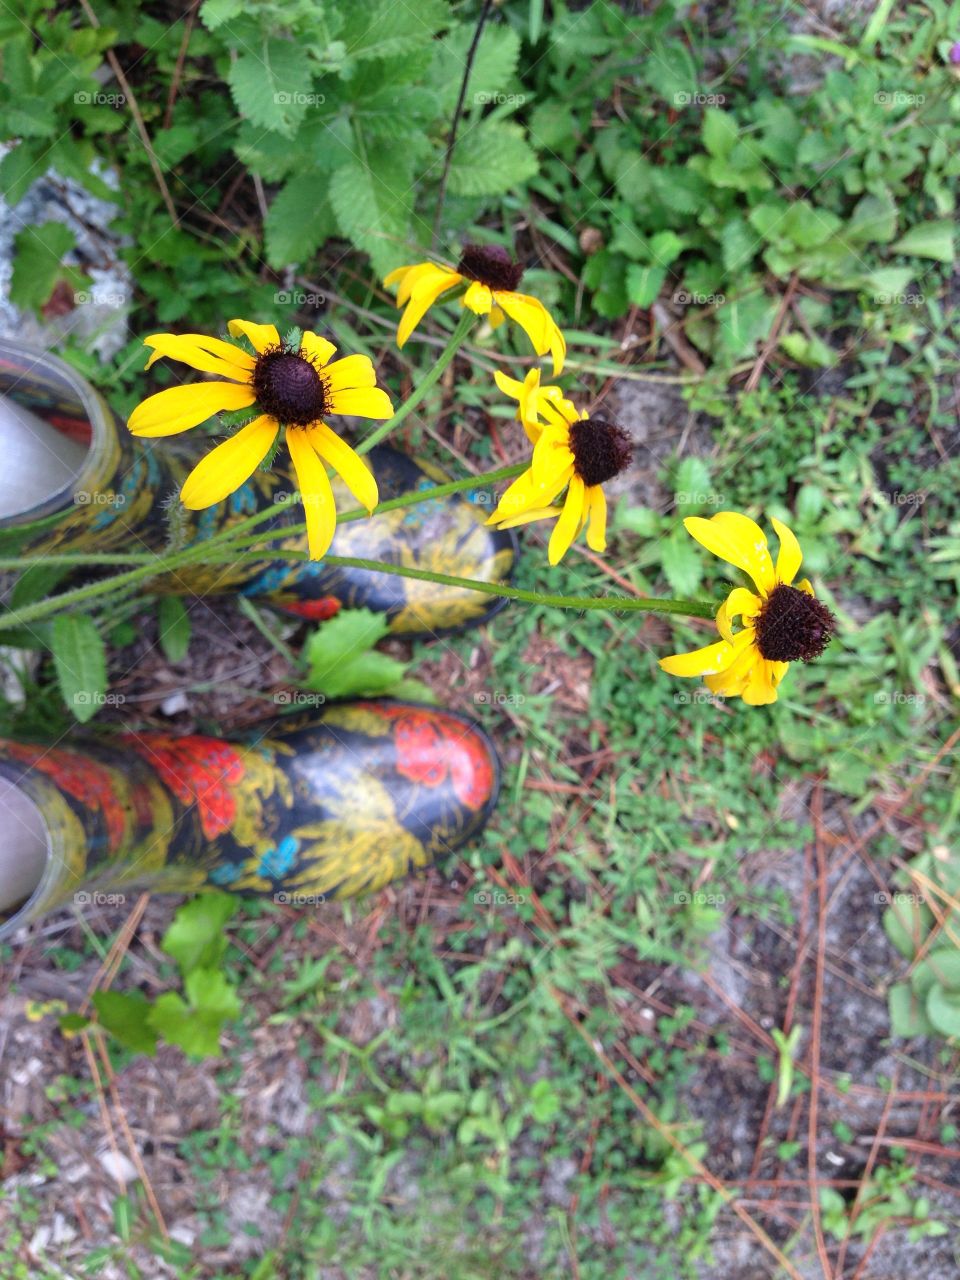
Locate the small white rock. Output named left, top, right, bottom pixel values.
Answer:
left=98, top=1148, right=139, bottom=1185
left=161, top=691, right=190, bottom=716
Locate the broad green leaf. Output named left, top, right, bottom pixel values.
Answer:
left=702, top=109, right=738, bottom=160
left=264, top=173, right=336, bottom=269
left=329, top=152, right=414, bottom=277
left=10, top=222, right=79, bottom=312
left=780, top=331, right=837, bottom=368
left=227, top=39, right=315, bottom=138
left=432, top=23, right=521, bottom=115
left=92, top=990, right=158, bottom=1055
left=660, top=527, right=703, bottom=596
left=304, top=607, right=409, bottom=699
left=892, top=220, right=955, bottom=263
left=157, top=595, right=191, bottom=664
left=52, top=613, right=107, bottom=723
left=926, top=985, right=960, bottom=1038
left=446, top=120, right=538, bottom=199
left=149, top=968, right=241, bottom=1059
left=625, top=262, right=666, bottom=307
left=714, top=291, right=778, bottom=360
left=846, top=190, right=897, bottom=244
left=720, top=218, right=755, bottom=272
left=340, top=0, right=449, bottom=63
left=161, top=892, right=237, bottom=975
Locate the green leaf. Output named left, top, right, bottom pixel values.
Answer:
left=780, top=331, right=837, bottom=368
left=648, top=230, right=685, bottom=267
left=926, top=984, right=960, bottom=1038
left=433, top=22, right=521, bottom=115
left=265, top=173, right=336, bottom=268
left=888, top=981, right=932, bottom=1037
left=92, top=990, right=158, bottom=1055
left=625, top=262, right=666, bottom=307
left=328, top=152, right=414, bottom=277
left=227, top=39, right=315, bottom=138
left=161, top=892, right=237, bottom=975
left=446, top=120, right=538, bottom=198
left=702, top=109, right=738, bottom=160
left=341, top=0, right=449, bottom=62
left=882, top=898, right=931, bottom=958
left=660, top=528, right=703, bottom=596
left=925, top=949, right=960, bottom=992
left=157, top=596, right=191, bottom=664
left=720, top=218, right=755, bottom=273
left=673, top=458, right=714, bottom=513
left=149, top=968, right=241, bottom=1059
left=847, top=190, right=897, bottom=244
left=52, top=613, right=107, bottom=723
left=11, top=562, right=71, bottom=609
left=9, top=222, right=78, bottom=312
left=714, top=291, right=778, bottom=360
left=892, top=220, right=955, bottom=263
left=304, top=607, right=409, bottom=699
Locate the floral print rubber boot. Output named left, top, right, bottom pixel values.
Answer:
left=0, top=337, right=517, bottom=634
left=0, top=701, right=499, bottom=938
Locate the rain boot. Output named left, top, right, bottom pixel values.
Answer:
left=0, top=338, right=517, bottom=634
left=0, top=701, right=498, bottom=938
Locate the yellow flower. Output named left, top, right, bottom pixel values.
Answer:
left=385, top=244, right=566, bottom=374
left=485, top=370, right=633, bottom=564
left=128, top=319, right=394, bottom=560
left=659, top=513, right=836, bottom=706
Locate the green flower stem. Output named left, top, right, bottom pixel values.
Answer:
left=355, top=310, right=475, bottom=456
left=0, top=462, right=526, bottom=576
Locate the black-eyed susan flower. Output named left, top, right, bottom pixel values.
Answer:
left=659, top=512, right=835, bottom=706
left=127, top=320, right=394, bottom=560
left=486, top=372, right=632, bottom=564
left=385, top=244, right=566, bottom=374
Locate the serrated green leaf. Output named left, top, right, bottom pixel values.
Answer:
left=446, top=120, right=538, bottom=198
left=157, top=595, right=191, bottom=663
left=304, top=607, right=409, bottom=699
left=625, top=262, right=666, bottom=307
left=161, top=892, right=237, bottom=975
left=264, top=172, right=336, bottom=269
left=433, top=23, right=521, bottom=116
left=328, top=152, right=414, bottom=277
left=720, top=218, right=755, bottom=272
left=149, top=968, right=241, bottom=1059
left=660, top=528, right=703, bottom=596
left=227, top=39, right=315, bottom=138
left=52, top=613, right=107, bottom=723
left=341, top=0, right=449, bottom=63
left=92, top=990, right=158, bottom=1055
left=714, top=291, right=778, bottom=360
left=702, top=109, right=738, bottom=160
left=846, top=189, right=897, bottom=244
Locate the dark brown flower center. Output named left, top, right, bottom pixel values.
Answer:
left=754, top=583, right=835, bottom=663
left=568, top=418, right=634, bottom=488
left=457, top=243, right=524, bottom=293
left=252, top=347, right=328, bottom=425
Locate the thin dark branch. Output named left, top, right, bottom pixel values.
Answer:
left=431, top=0, right=496, bottom=249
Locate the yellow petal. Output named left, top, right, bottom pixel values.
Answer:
left=715, top=587, right=762, bottom=643
left=490, top=464, right=570, bottom=521
left=531, top=434, right=574, bottom=489
left=301, top=330, right=337, bottom=367
left=546, top=313, right=567, bottom=376
left=489, top=505, right=561, bottom=531
left=144, top=334, right=255, bottom=379
left=796, top=577, right=815, bottom=597
left=396, top=269, right=462, bottom=347
left=386, top=262, right=442, bottom=306
left=286, top=427, right=336, bottom=560
left=327, top=386, right=394, bottom=420
left=496, top=291, right=548, bottom=353
left=548, top=473, right=586, bottom=564
left=323, top=354, right=377, bottom=393
left=180, top=415, right=278, bottom=509
left=384, top=264, right=414, bottom=290
left=309, top=423, right=379, bottom=513
left=771, top=515, right=803, bottom=585
left=127, top=381, right=257, bottom=437
left=741, top=659, right=786, bottom=706
left=660, top=637, right=739, bottom=678
left=462, top=280, right=494, bottom=315
left=227, top=319, right=280, bottom=354
left=494, top=368, right=527, bottom=402
left=489, top=304, right=506, bottom=329
left=683, top=511, right=776, bottom=596
left=704, top=633, right=762, bottom=697
left=585, top=486, right=607, bottom=552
